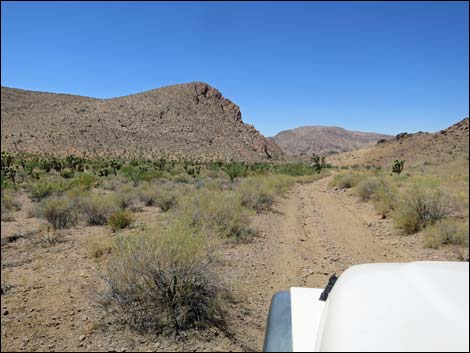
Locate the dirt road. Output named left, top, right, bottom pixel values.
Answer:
left=1, top=176, right=460, bottom=352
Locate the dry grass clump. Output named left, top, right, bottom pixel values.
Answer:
left=353, top=176, right=398, bottom=217
left=96, top=221, right=227, bottom=334
left=424, top=219, right=469, bottom=249
left=235, top=175, right=294, bottom=211
left=100, top=176, right=129, bottom=191
left=87, top=233, right=114, bottom=259
left=38, top=196, right=77, bottom=229
left=371, top=186, right=399, bottom=218
left=137, top=182, right=186, bottom=211
left=1, top=189, right=21, bottom=217
left=330, top=172, right=362, bottom=189
left=355, top=177, right=387, bottom=201
left=112, top=185, right=138, bottom=210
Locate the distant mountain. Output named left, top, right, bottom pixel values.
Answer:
left=270, top=126, right=392, bottom=156
left=1, top=82, right=282, bottom=161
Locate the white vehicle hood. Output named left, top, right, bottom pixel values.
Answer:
left=290, top=261, right=469, bottom=352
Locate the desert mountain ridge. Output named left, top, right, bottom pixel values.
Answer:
left=1, top=82, right=282, bottom=161
left=329, top=117, right=469, bottom=168
left=270, top=125, right=392, bottom=156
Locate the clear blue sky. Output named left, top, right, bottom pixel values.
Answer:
left=1, top=1, right=469, bottom=136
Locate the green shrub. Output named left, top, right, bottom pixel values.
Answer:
left=273, top=163, right=313, bottom=176
left=248, top=162, right=272, bottom=176
left=71, top=173, right=99, bottom=189
left=39, top=196, right=77, bottom=230
left=97, top=221, right=227, bottom=334
left=28, top=178, right=71, bottom=201
left=393, top=188, right=453, bottom=234
left=108, top=209, right=135, bottom=232
left=121, top=165, right=149, bottom=186
left=424, top=219, right=469, bottom=249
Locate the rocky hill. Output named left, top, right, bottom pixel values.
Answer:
left=270, top=126, right=392, bottom=156
left=1, top=83, right=282, bottom=161
left=329, top=118, right=469, bottom=168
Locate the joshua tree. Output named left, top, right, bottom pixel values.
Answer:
left=392, top=159, right=405, bottom=174
left=311, top=153, right=326, bottom=173
left=108, top=159, right=123, bottom=176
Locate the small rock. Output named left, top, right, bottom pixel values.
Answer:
left=79, top=335, right=86, bottom=341
left=2, top=310, right=9, bottom=316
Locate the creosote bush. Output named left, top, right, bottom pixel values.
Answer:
left=97, top=222, right=227, bottom=334
left=393, top=188, right=453, bottom=234
left=71, top=172, right=99, bottom=190
left=79, top=194, right=118, bottom=225
left=178, top=189, right=253, bottom=241
left=29, top=177, right=71, bottom=201
left=108, top=209, right=135, bottom=232
left=145, top=183, right=186, bottom=212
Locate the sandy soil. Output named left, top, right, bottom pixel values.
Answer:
left=1, top=176, right=467, bottom=352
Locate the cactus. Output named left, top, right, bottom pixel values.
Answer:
left=39, top=157, right=53, bottom=172
left=60, top=167, right=75, bottom=179
left=2, top=165, right=17, bottom=183
left=1, top=151, right=14, bottom=171
left=392, top=159, right=405, bottom=174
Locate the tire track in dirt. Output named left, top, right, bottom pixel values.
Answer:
left=268, top=176, right=414, bottom=291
